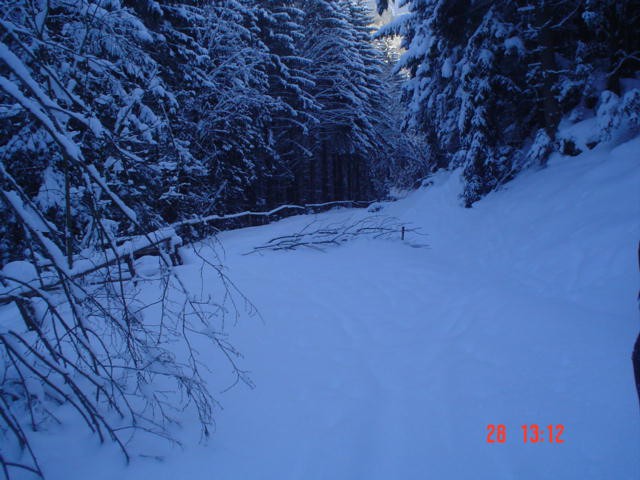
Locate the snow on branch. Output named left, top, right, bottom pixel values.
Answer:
left=173, top=200, right=375, bottom=229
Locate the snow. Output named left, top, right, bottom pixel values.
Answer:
left=557, top=115, right=599, bottom=152
left=2, top=261, right=37, bottom=286
left=504, top=36, right=524, bottom=55
left=441, top=57, right=453, bottom=78
left=558, top=87, right=640, bottom=152
left=11, top=137, right=640, bottom=479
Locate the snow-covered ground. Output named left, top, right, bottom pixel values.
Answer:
left=17, top=137, right=640, bottom=479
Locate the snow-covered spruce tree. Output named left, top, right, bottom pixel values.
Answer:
left=348, top=0, right=429, bottom=192
left=455, top=6, right=528, bottom=204
left=246, top=0, right=319, bottom=207
left=0, top=0, right=172, bottom=262
left=342, top=0, right=401, bottom=194
left=298, top=0, right=398, bottom=203
left=118, top=0, right=217, bottom=223
left=0, top=1, right=251, bottom=477
left=119, top=0, right=302, bottom=219
left=376, top=0, right=640, bottom=206
left=184, top=0, right=283, bottom=215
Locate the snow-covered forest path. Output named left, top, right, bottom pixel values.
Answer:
left=28, top=140, right=640, bottom=479
left=194, top=138, right=639, bottom=480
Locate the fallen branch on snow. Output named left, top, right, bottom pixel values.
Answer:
left=245, top=215, right=428, bottom=254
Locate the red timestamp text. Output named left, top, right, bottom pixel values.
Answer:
left=486, top=424, right=565, bottom=444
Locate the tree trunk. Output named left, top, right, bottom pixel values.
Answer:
left=536, top=1, right=561, bottom=159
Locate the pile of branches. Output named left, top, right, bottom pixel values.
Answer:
left=0, top=228, right=254, bottom=479
left=246, top=215, right=426, bottom=254
left=1, top=212, right=412, bottom=477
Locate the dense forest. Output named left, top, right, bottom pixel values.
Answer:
left=0, top=0, right=638, bottom=478
left=376, top=0, right=639, bottom=205
left=0, top=0, right=429, bottom=266
left=1, top=0, right=639, bottom=259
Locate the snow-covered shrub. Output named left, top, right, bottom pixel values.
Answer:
left=597, top=88, right=640, bottom=142
left=526, top=129, right=554, bottom=167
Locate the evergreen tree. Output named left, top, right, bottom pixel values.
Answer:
left=248, top=0, right=320, bottom=206
left=120, top=0, right=216, bottom=222
left=344, top=0, right=414, bottom=193
left=185, top=1, right=276, bottom=214
left=299, top=0, right=396, bottom=201
left=0, top=0, right=172, bottom=261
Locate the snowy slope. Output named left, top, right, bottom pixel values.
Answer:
left=17, top=138, right=640, bottom=479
